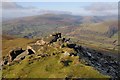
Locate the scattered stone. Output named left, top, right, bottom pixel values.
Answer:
left=63, top=51, right=70, bottom=57
left=60, top=59, right=72, bottom=66
left=35, top=39, right=46, bottom=45
left=67, top=44, right=76, bottom=48
left=28, top=49, right=35, bottom=55
left=86, top=52, right=92, bottom=58
left=9, top=47, right=25, bottom=62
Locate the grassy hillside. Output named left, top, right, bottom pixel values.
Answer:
left=66, top=20, right=118, bottom=52
left=1, top=13, right=119, bottom=79
left=2, top=35, right=35, bottom=56
left=2, top=35, right=110, bottom=78
left=2, top=54, right=109, bottom=78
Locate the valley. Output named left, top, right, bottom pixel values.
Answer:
left=2, top=14, right=119, bottom=52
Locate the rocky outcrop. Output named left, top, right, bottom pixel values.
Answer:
left=9, top=47, right=25, bottom=62
left=49, top=32, right=61, bottom=44
left=27, top=46, right=36, bottom=54
left=1, top=47, right=36, bottom=65
left=68, top=44, right=119, bottom=78
left=2, top=56, right=9, bottom=65
left=35, top=39, right=46, bottom=45
left=14, top=50, right=28, bottom=61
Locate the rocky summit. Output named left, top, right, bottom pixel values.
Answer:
left=2, top=33, right=119, bottom=78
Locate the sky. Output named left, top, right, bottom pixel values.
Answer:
left=2, top=0, right=119, bottom=2
left=16, top=2, right=92, bottom=13
left=1, top=1, right=118, bottom=20
left=17, top=2, right=91, bottom=9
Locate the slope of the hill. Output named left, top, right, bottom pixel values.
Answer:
left=2, top=33, right=119, bottom=78
left=2, top=35, right=35, bottom=56
left=66, top=20, right=118, bottom=52
left=1, top=33, right=110, bottom=78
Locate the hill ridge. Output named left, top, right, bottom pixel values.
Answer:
left=2, top=33, right=119, bottom=78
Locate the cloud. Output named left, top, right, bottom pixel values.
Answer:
left=2, top=9, right=41, bottom=20
left=2, top=2, right=23, bottom=9
left=84, top=2, right=118, bottom=16
left=2, top=2, right=38, bottom=20
left=2, top=2, right=72, bottom=20
left=85, top=3, right=117, bottom=11
left=2, top=2, right=118, bottom=21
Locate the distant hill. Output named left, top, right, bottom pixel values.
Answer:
left=2, top=14, right=117, bottom=37
left=2, top=14, right=118, bottom=51
left=2, top=14, right=83, bottom=37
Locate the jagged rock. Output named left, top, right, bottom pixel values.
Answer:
left=14, top=50, right=28, bottom=61
left=61, top=38, right=70, bottom=43
left=49, top=32, right=61, bottom=43
left=86, top=52, right=92, bottom=58
left=67, top=44, right=76, bottom=48
left=28, top=49, right=35, bottom=55
left=27, top=46, right=36, bottom=54
left=8, top=46, right=36, bottom=63
left=63, top=51, right=70, bottom=57
left=69, top=53, right=77, bottom=56
left=97, top=52, right=103, bottom=57
left=9, top=47, right=25, bottom=62
left=27, top=33, right=69, bottom=54
left=2, top=56, right=9, bottom=65
left=2, top=60, right=8, bottom=66
left=38, top=54, right=48, bottom=57
left=35, top=39, right=46, bottom=45
left=50, top=32, right=61, bottom=38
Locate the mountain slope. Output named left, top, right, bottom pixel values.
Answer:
left=3, top=14, right=117, bottom=38
left=2, top=35, right=35, bottom=56
left=2, top=33, right=119, bottom=78
left=2, top=33, right=111, bottom=78
left=2, top=14, right=118, bottom=51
